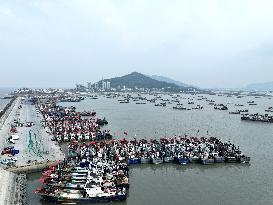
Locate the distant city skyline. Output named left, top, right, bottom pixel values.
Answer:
left=0, top=0, right=273, bottom=88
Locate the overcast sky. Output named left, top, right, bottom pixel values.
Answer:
left=0, top=0, right=273, bottom=88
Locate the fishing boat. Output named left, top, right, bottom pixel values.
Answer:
left=214, top=104, right=228, bottom=110
left=265, top=107, right=273, bottom=112
left=241, top=113, right=273, bottom=123
left=214, top=156, right=225, bottom=163
left=175, top=157, right=190, bottom=165
left=163, top=156, right=174, bottom=163
left=239, top=156, right=251, bottom=163
left=36, top=187, right=127, bottom=204
left=173, top=106, right=187, bottom=110
left=120, top=100, right=129, bottom=104
left=155, top=103, right=166, bottom=107
left=62, top=183, right=86, bottom=190
left=192, top=105, right=203, bottom=110
left=140, top=156, right=151, bottom=164
left=238, top=110, right=248, bottom=113
left=226, top=156, right=237, bottom=163
left=128, top=157, right=141, bottom=165
left=72, top=167, right=89, bottom=173
left=265, top=109, right=273, bottom=112
left=189, top=156, right=200, bottom=163
left=200, top=158, right=215, bottom=165
left=151, top=157, right=163, bottom=164
left=229, top=111, right=240, bottom=114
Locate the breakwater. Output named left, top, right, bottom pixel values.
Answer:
left=6, top=161, right=59, bottom=174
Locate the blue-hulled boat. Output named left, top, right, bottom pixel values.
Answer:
left=128, top=158, right=141, bottom=165
left=175, top=157, right=190, bottom=165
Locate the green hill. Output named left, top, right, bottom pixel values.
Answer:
left=98, top=72, right=197, bottom=91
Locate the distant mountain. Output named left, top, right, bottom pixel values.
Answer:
left=98, top=72, right=197, bottom=91
left=245, top=81, right=273, bottom=91
left=150, top=75, right=193, bottom=88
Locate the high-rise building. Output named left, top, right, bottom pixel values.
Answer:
left=102, top=81, right=107, bottom=90
left=106, top=81, right=111, bottom=89
left=87, top=82, right=92, bottom=89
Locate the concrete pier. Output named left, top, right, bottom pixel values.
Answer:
left=0, top=96, right=65, bottom=205
left=0, top=96, right=64, bottom=166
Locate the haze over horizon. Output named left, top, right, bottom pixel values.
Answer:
left=1, top=0, right=273, bottom=88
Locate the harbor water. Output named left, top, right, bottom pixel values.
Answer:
left=25, top=94, right=273, bottom=205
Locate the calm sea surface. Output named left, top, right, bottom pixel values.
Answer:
left=26, top=93, right=273, bottom=205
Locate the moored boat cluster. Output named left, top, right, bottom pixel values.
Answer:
left=36, top=158, right=128, bottom=203
left=66, top=136, right=250, bottom=165
left=241, top=113, right=273, bottom=123
left=38, top=101, right=111, bottom=142
left=35, top=135, right=250, bottom=203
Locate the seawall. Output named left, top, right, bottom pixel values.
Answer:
left=0, top=168, right=27, bottom=205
